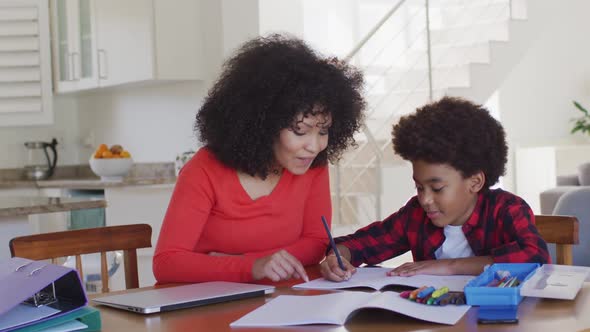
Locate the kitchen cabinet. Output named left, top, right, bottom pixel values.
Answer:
left=0, top=188, right=39, bottom=197
left=104, top=184, right=173, bottom=288
left=50, top=0, right=203, bottom=93
left=49, top=0, right=97, bottom=92
left=0, top=0, right=53, bottom=126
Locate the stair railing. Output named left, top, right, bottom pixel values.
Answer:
left=334, top=0, right=517, bottom=226
left=334, top=0, right=408, bottom=224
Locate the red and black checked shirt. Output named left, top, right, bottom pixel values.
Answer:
left=335, top=189, right=550, bottom=267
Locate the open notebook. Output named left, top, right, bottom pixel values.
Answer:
left=231, top=291, right=470, bottom=327
left=92, top=281, right=275, bottom=314
left=294, top=267, right=475, bottom=292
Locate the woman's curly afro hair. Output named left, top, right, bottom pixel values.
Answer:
left=195, top=34, right=365, bottom=178
left=392, top=96, right=507, bottom=189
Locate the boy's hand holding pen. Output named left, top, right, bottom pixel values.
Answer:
left=320, top=248, right=356, bottom=282
left=319, top=216, right=356, bottom=282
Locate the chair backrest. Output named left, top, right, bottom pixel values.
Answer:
left=10, top=224, right=152, bottom=293
left=535, top=215, right=579, bottom=265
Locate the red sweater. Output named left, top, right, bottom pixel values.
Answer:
left=153, top=148, right=331, bottom=283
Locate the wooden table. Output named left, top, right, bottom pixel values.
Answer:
left=91, top=268, right=590, bottom=332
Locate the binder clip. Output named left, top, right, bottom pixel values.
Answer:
left=23, top=282, right=58, bottom=307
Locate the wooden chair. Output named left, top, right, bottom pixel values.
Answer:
left=10, top=224, right=152, bottom=293
left=535, top=215, right=579, bottom=265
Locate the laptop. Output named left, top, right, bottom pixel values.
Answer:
left=92, top=281, right=275, bottom=314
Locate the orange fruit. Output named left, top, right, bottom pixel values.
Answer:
left=97, top=144, right=108, bottom=153
left=120, top=151, right=131, bottom=158
left=93, top=150, right=102, bottom=158
left=101, top=150, right=113, bottom=158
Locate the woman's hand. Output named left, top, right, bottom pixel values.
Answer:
left=320, top=254, right=356, bottom=282
left=252, top=250, right=309, bottom=282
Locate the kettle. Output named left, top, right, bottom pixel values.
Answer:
left=24, top=138, right=58, bottom=180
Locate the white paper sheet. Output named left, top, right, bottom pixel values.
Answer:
left=294, top=267, right=474, bottom=292
left=231, top=291, right=470, bottom=327
left=0, top=304, right=60, bottom=331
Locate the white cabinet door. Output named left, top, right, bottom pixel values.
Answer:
left=50, top=0, right=98, bottom=92
left=0, top=187, right=39, bottom=197
left=94, top=0, right=153, bottom=87
left=0, top=0, right=53, bottom=126
left=0, top=187, right=40, bottom=259
left=103, top=184, right=173, bottom=289
left=104, top=184, right=173, bottom=256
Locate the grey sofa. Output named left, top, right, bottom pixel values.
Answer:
left=540, top=162, right=590, bottom=214
left=545, top=187, right=590, bottom=266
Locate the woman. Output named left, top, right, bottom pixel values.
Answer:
left=153, top=34, right=365, bottom=283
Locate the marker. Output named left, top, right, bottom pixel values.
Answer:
left=417, top=286, right=435, bottom=299
left=418, top=293, right=433, bottom=304
left=409, top=286, right=427, bottom=300
left=431, top=286, right=449, bottom=299
left=506, top=277, right=520, bottom=288
left=495, top=275, right=510, bottom=287
left=399, top=290, right=412, bottom=299
left=436, top=293, right=453, bottom=306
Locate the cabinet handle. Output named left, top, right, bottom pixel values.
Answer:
left=68, top=53, right=75, bottom=81
left=98, top=49, right=108, bottom=80
left=71, top=52, right=80, bottom=81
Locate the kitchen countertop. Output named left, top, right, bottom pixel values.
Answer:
left=0, top=163, right=177, bottom=190
left=37, top=177, right=176, bottom=189
left=0, top=196, right=107, bottom=217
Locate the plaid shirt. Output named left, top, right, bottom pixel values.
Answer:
left=335, top=189, right=550, bottom=266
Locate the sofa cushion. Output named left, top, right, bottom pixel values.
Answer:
left=579, top=162, right=590, bottom=186
left=539, top=186, right=581, bottom=215
left=557, top=174, right=580, bottom=186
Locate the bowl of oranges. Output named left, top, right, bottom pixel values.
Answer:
left=89, top=144, right=133, bottom=181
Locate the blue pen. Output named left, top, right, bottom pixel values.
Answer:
left=321, top=216, right=346, bottom=271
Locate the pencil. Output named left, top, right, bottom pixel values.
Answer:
left=321, top=216, right=346, bottom=271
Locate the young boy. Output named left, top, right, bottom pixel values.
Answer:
left=321, top=96, right=550, bottom=281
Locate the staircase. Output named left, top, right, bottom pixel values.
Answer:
left=330, top=0, right=558, bottom=230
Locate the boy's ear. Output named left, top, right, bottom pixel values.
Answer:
left=469, top=171, right=485, bottom=193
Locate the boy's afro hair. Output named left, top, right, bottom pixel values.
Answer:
left=392, top=96, right=507, bottom=189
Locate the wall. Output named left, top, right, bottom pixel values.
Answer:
left=499, top=0, right=590, bottom=194
left=76, top=82, right=206, bottom=163
left=3, top=0, right=590, bottom=186
left=259, top=0, right=303, bottom=38
left=0, top=95, right=79, bottom=169
left=301, top=0, right=357, bottom=57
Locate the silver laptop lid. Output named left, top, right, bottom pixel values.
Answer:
left=92, top=281, right=275, bottom=314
